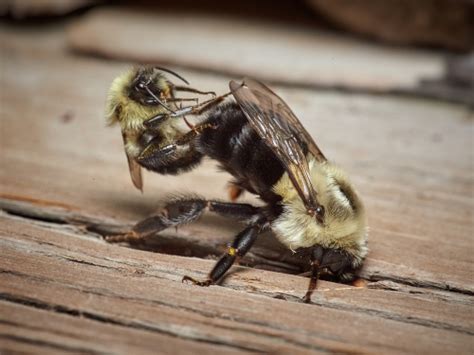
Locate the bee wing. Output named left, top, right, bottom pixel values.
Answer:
left=122, top=133, right=143, bottom=191
left=229, top=78, right=326, bottom=213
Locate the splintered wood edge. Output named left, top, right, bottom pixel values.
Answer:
left=1, top=197, right=473, bottom=299
left=1, top=213, right=473, bottom=354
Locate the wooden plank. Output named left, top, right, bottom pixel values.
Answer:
left=0, top=302, right=242, bottom=355
left=1, top=214, right=473, bottom=354
left=1, top=22, right=473, bottom=295
left=66, top=7, right=445, bottom=93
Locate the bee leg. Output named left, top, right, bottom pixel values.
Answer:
left=166, top=98, right=199, bottom=103
left=105, top=231, right=142, bottom=243
left=302, top=246, right=324, bottom=303
left=174, top=85, right=216, bottom=97
left=107, top=198, right=260, bottom=243
left=170, top=91, right=232, bottom=119
left=187, top=92, right=231, bottom=116
left=302, top=247, right=353, bottom=303
left=137, top=139, right=203, bottom=175
left=143, top=113, right=168, bottom=130
left=302, top=268, right=321, bottom=303
left=139, top=121, right=216, bottom=174
left=182, top=218, right=266, bottom=287
left=207, top=200, right=259, bottom=220
left=106, top=198, right=208, bottom=243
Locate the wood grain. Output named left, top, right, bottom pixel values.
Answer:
left=1, top=214, right=473, bottom=354
left=1, top=15, right=473, bottom=354
left=2, top=22, right=473, bottom=292
left=67, top=7, right=444, bottom=93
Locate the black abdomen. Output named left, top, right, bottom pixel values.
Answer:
left=196, top=101, right=285, bottom=202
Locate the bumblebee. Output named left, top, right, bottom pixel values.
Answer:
left=108, top=78, right=368, bottom=303
left=106, top=66, right=220, bottom=190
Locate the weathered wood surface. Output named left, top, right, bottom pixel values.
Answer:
left=67, top=7, right=445, bottom=94
left=1, top=214, right=473, bottom=354
left=1, top=11, right=473, bottom=354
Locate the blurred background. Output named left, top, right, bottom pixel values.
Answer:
left=1, top=0, right=473, bottom=105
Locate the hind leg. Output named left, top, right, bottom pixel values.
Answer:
left=106, top=198, right=259, bottom=243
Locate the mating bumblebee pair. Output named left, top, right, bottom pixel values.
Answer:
left=105, top=66, right=368, bottom=303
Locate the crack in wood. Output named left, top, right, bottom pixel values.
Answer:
left=0, top=293, right=265, bottom=353
left=0, top=333, right=104, bottom=354
left=0, top=198, right=474, bottom=299
left=0, top=270, right=346, bottom=352
left=367, top=281, right=473, bottom=306
left=223, top=285, right=474, bottom=336
left=0, top=318, right=91, bottom=340
left=2, top=246, right=473, bottom=338
left=2, top=198, right=472, bottom=298
left=0, top=200, right=302, bottom=274
left=2, top=213, right=473, bottom=352
left=364, top=273, right=474, bottom=296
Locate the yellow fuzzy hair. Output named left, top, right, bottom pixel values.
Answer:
left=105, top=68, right=187, bottom=158
left=272, top=157, right=368, bottom=265
left=105, top=68, right=174, bottom=133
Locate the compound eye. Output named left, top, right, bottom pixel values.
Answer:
left=316, top=205, right=325, bottom=216
left=315, top=205, right=325, bottom=224
left=135, top=75, right=153, bottom=90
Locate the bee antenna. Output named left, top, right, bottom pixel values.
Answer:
left=144, top=86, right=176, bottom=114
left=154, top=66, right=190, bottom=85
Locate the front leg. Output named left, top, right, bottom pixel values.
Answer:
left=137, top=117, right=220, bottom=175
left=144, top=91, right=232, bottom=131
left=302, top=246, right=354, bottom=303
left=137, top=134, right=203, bottom=175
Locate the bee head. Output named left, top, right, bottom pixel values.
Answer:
left=106, top=66, right=185, bottom=131
left=272, top=159, right=368, bottom=266
left=128, top=67, right=173, bottom=107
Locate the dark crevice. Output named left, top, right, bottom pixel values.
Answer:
left=307, top=299, right=473, bottom=336
left=366, top=280, right=473, bottom=307
left=0, top=293, right=263, bottom=353
left=0, top=200, right=128, bottom=236
left=225, top=286, right=474, bottom=336
left=2, top=199, right=473, bottom=298
left=0, top=334, right=103, bottom=354
left=365, top=274, right=474, bottom=296
left=0, top=201, right=302, bottom=274
left=2, top=266, right=472, bottom=345
left=59, top=256, right=122, bottom=271
left=2, top=206, right=69, bottom=225
left=0, top=319, right=93, bottom=340
left=0, top=270, right=342, bottom=353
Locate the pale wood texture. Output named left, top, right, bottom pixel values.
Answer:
left=1, top=8, right=473, bottom=354
left=1, top=215, right=473, bottom=354
left=67, top=7, right=444, bottom=93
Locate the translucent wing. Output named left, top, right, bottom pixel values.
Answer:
left=122, top=132, right=143, bottom=191
left=229, top=78, right=326, bottom=219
